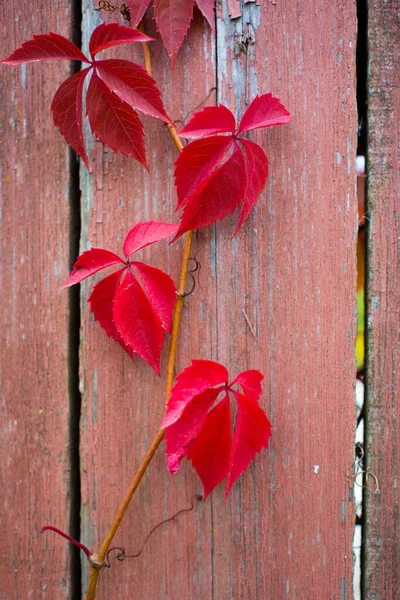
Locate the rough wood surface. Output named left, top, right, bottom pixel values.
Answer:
left=79, top=1, right=358, bottom=599
left=0, top=2, right=74, bottom=598
left=364, top=2, right=400, bottom=598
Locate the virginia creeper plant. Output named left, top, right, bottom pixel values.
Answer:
left=2, top=5, right=291, bottom=598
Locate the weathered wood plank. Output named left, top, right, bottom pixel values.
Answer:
left=0, top=2, right=75, bottom=598
left=79, top=4, right=217, bottom=598
left=213, top=1, right=358, bottom=597
left=364, top=1, right=400, bottom=598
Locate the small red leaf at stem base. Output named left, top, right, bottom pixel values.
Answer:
left=1, top=32, right=89, bottom=64
left=51, top=68, right=91, bottom=169
left=59, top=248, right=123, bottom=290
left=41, top=526, right=92, bottom=559
left=113, top=271, right=164, bottom=374
left=123, top=221, right=179, bottom=258
left=178, top=105, right=236, bottom=139
left=89, top=23, right=153, bottom=59
left=86, top=72, right=148, bottom=167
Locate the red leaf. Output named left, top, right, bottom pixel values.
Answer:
left=195, top=0, right=216, bottom=31
left=51, top=68, right=91, bottom=168
left=95, top=59, right=170, bottom=122
left=154, top=0, right=194, bottom=60
left=225, top=391, right=272, bottom=499
left=178, top=105, right=236, bottom=139
left=88, top=269, right=135, bottom=359
left=113, top=270, right=164, bottom=374
left=237, top=93, right=291, bottom=135
left=129, top=0, right=153, bottom=26
left=59, top=248, right=123, bottom=289
left=233, top=139, right=269, bottom=234
left=175, top=142, right=247, bottom=239
left=89, top=23, right=152, bottom=59
left=230, top=370, right=264, bottom=403
left=187, top=394, right=232, bottom=498
left=131, top=262, right=176, bottom=333
left=123, top=221, right=178, bottom=257
left=86, top=72, right=147, bottom=167
left=1, top=32, right=89, bottom=64
left=163, top=359, right=229, bottom=428
left=164, top=387, right=222, bottom=472
left=174, top=136, right=233, bottom=210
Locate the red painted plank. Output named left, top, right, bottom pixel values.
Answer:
left=213, top=1, right=357, bottom=597
left=79, top=7, right=216, bottom=599
left=0, top=1, right=74, bottom=598
left=364, top=1, right=400, bottom=598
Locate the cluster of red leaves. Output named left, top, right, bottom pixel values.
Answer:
left=129, top=0, right=215, bottom=59
left=162, top=360, right=272, bottom=498
left=1, top=23, right=170, bottom=169
left=61, top=221, right=178, bottom=374
left=174, top=94, right=291, bottom=237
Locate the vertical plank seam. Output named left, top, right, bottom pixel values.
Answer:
left=68, top=0, right=83, bottom=597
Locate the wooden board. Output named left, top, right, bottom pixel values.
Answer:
left=364, top=1, right=400, bottom=598
left=0, top=1, right=74, bottom=598
left=79, top=1, right=358, bottom=599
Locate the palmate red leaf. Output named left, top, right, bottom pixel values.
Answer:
left=113, top=270, right=164, bottom=374
left=88, top=269, right=135, bottom=359
left=61, top=221, right=177, bottom=372
left=86, top=72, right=147, bottom=167
left=1, top=32, right=88, bottom=64
left=162, top=360, right=271, bottom=498
left=174, top=142, right=247, bottom=239
left=51, top=68, right=91, bottom=169
left=123, top=221, right=179, bottom=257
left=225, top=391, right=272, bottom=499
left=2, top=23, right=170, bottom=167
left=59, top=248, right=123, bottom=289
left=174, top=94, right=290, bottom=235
left=128, top=0, right=214, bottom=59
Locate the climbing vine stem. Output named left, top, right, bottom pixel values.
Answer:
left=85, top=35, right=191, bottom=600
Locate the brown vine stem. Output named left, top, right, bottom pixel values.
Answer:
left=85, top=35, right=190, bottom=600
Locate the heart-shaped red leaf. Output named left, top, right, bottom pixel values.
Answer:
left=237, top=93, right=291, bottom=135
left=178, top=105, right=236, bottom=139
left=86, top=72, right=147, bottom=167
left=113, top=270, right=164, bottom=374
left=59, top=248, right=123, bottom=289
left=89, top=23, right=153, bottom=59
left=230, top=369, right=264, bottom=403
left=51, top=68, right=91, bottom=169
left=1, top=32, right=89, bottom=64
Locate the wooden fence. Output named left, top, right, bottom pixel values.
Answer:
left=0, top=1, right=398, bottom=598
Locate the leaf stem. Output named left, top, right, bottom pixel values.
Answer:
left=85, top=38, right=190, bottom=600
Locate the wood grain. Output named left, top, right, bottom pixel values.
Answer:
left=213, top=0, right=358, bottom=597
left=0, top=2, right=74, bottom=598
left=364, top=2, right=400, bottom=598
